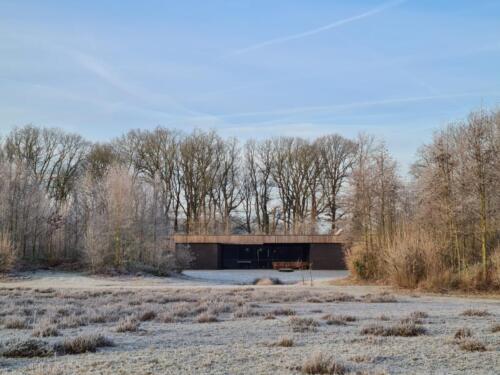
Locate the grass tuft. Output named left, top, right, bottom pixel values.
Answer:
left=271, top=337, right=294, bottom=347
left=4, top=317, right=30, bottom=329
left=454, top=327, right=472, bottom=340
left=459, top=339, right=487, bottom=352
left=301, top=352, right=347, bottom=374
left=289, top=317, right=319, bottom=332
left=196, top=312, right=218, bottom=323
left=116, top=317, right=140, bottom=332
left=361, top=323, right=426, bottom=337
left=460, top=309, right=491, bottom=317
left=1, top=339, right=54, bottom=358
left=54, top=334, right=114, bottom=355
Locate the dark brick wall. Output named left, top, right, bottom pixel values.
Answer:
left=309, top=243, right=346, bottom=270
left=178, top=243, right=220, bottom=269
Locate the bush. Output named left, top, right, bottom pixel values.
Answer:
left=383, top=229, right=436, bottom=288
left=345, top=243, right=380, bottom=281
left=54, top=334, right=113, bottom=355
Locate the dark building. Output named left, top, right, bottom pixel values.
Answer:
left=174, top=234, right=346, bottom=270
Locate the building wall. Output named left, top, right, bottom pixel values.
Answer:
left=178, top=243, right=220, bottom=269
left=309, top=243, right=345, bottom=270
left=177, top=242, right=346, bottom=270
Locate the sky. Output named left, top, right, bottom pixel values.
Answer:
left=1, top=0, right=500, bottom=171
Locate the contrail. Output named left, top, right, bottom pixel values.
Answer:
left=207, top=90, right=500, bottom=119
left=228, top=0, right=407, bottom=56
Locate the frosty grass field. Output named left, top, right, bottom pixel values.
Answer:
left=0, top=271, right=498, bottom=375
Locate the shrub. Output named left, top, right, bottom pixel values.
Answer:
left=383, top=229, right=435, bottom=288
left=1, top=339, right=53, bottom=358
left=301, top=352, right=347, bottom=374
left=346, top=243, right=380, bottom=281
left=54, top=334, right=114, bottom=355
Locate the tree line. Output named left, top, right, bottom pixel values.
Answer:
left=0, top=108, right=498, bottom=288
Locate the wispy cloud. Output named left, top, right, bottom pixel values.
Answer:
left=227, top=0, right=407, bottom=56
left=71, top=50, right=225, bottom=125
left=207, top=90, right=500, bottom=119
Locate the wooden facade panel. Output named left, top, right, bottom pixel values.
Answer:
left=309, top=243, right=345, bottom=270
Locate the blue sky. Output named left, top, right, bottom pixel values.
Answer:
left=1, top=0, right=500, bottom=170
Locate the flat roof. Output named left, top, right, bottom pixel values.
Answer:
left=173, top=234, right=344, bottom=245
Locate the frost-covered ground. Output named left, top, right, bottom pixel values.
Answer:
left=182, top=269, right=349, bottom=284
left=0, top=272, right=498, bottom=375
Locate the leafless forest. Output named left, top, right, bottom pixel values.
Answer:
left=0, top=108, right=499, bottom=290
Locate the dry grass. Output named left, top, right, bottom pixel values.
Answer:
left=458, top=339, right=487, bottom=352
left=410, top=311, right=429, bottom=319
left=270, top=307, right=296, bottom=316
left=116, top=317, right=140, bottom=332
left=322, top=314, right=357, bottom=325
left=137, top=309, right=156, bottom=321
left=54, top=334, right=114, bottom=355
left=32, top=321, right=60, bottom=337
left=361, top=294, right=397, bottom=303
left=4, top=317, right=30, bottom=329
left=196, top=312, right=218, bottom=323
left=301, top=352, right=347, bottom=374
left=460, top=309, right=491, bottom=317
left=289, top=317, right=319, bottom=332
left=1, top=339, right=53, bottom=358
left=271, top=337, right=294, bottom=347
left=454, top=327, right=472, bottom=340
left=233, top=306, right=260, bottom=318
left=361, top=323, right=426, bottom=337
left=491, top=324, right=500, bottom=333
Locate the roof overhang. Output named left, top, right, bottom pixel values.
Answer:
left=173, top=234, right=345, bottom=245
